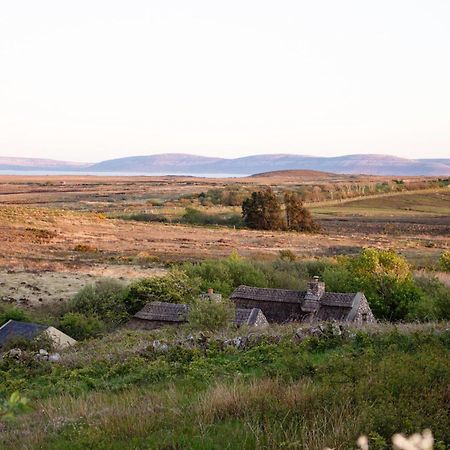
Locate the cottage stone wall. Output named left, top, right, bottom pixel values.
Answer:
left=352, top=295, right=376, bottom=324
left=127, top=318, right=185, bottom=330
left=232, top=298, right=306, bottom=323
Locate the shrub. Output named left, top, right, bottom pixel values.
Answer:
left=0, top=307, right=31, bottom=326
left=69, top=279, right=128, bottom=327
left=59, top=312, right=106, bottom=340
left=73, top=243, right=98, bottom=253
left=0, top=392, right=29, bottom=420
left=188, top=299, right=235, bottom=331
left=438, top=251, right=450, bottom=272
left=119, top=212, right=167, bottom=223
left=125, top=270, right=200, bottom=314
left=183, top=253, right=268, bottom=297
left=278, top=249, right=297, bottom=261
left=1, top=332, right=55, bottom=352
left=180, top=208, right=243, bottom=228
left=321, top=249, right=447, bottom=321
left=413, top=276, right=450, bottom=320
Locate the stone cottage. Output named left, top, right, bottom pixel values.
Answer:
left=128, top=301, right=268, bottom=330
left=230, top=277, right=375, bottom=324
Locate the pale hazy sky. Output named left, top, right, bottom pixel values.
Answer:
left=1, top=0, right=449, bottom=162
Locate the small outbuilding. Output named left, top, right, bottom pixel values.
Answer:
left=128, top=301, right=269, bottom=330
left=230, top=277, right=375, bottom=324
left=0, top=320, right=76, bottom=350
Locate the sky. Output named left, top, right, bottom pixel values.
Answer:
left=1, top=0, right=449, bottom=163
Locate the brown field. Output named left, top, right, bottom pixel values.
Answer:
left=0, top=175, right=448, bottom=309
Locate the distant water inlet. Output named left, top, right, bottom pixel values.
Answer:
left=0, top=170, right=250, bottom=178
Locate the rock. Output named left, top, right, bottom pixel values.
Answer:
left=152, top=340, right=169, bottom=353
left=294, top=328, right=306, bottom=341
left=3, top=348, right=22, bottom=359
left=331, top=323, right=343, bottom=336
left=48, top=353, right=61, bottom=362
left=39, top=349, right=49, bottom=356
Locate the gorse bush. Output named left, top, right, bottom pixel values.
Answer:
left=321, top=249, right=421, bottom=320
left=183, top=252, right=268, bottom=296
left=58, top=312, right=106, bottom=340
left=125, top=269, right=200, bottom=313
left=0, top=306, right=31, bottom=326
left=188, top=299, right=235, bottom=331
left=181, top=208, right=243, bottom=227
left=69, top=279, right=128, bottom=328
left=438, top=251, right=450, bottom=272
left=119, top=212, right=167, bottom=223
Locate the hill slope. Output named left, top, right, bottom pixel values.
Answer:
left=2, top=154, right=450, bottom=176
left=89, top=153, right=450, bottom=176
left=0, top=157, right=89, bottom=171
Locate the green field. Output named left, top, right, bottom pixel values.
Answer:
left=312, top=190, right=450, bottom=218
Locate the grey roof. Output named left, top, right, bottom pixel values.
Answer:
left=230, top=285, right=356, bottom=306
left=234, top=308, right=267, bottom=326
left=230, top=286, right=305, bottom=303
left=230, top=285, right=361, bottom=321
left=320, top=292, right=357, bottom=307
left=0, top=320, right=48, bottom=347
left=134, top=302, right=188, bottom=323
left=134, top=302, right=268, bottom=327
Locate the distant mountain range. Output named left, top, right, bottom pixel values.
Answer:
left=1, top=154, right=450, bottom=176
left=0, top=157, right=90, bottom=171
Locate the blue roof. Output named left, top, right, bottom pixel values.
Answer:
left=0, top=320, right=48, bottom=348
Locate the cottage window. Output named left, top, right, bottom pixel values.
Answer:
left=362, top=313, right=368, bottom=322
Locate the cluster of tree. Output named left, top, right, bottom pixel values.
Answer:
left=197, top=187, right=250, bottom=207
left=242, top=188, right=319, bottom=232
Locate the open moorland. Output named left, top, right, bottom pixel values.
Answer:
left=0, top=174, right=449, bottom=307
left=0, top=173, right=449, bottom=449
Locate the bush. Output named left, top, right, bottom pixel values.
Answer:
left=69, top=279, right=128, bottom=327
left=438, top=251, right=450, bottom=272
left=188, top=299, right=235, bottom=331
left=180, top=208, right=243, bottom=228
left=125, top=270, right=200, bottom=314
left=0, top=307, right=31, bottom=327
left=119, top=212, right=167, bottom=223
left=183, top=253, right=268, bottom=297
left=412, top=276, right=450, bottom=320
left=59, top=312, right=106, bottom=340
left=1, top=332, right=55, bottom=353
left=321, top=249, right=450, bottom=321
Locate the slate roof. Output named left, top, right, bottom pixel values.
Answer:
left=0, top=320, right=48, bottom=347
left=234, top=308, right=267, bottom=326
left=230, top=286, right=305, bottom=303
left=230, top=286, right=356, bottom=305
left=133, top=302, right=268, bottom=327
left=133, top=302, right=189, bottom=323
left=230, top=285, right=361, bottom=322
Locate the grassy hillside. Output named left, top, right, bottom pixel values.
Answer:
left=1, top=323, right=449, bottom=449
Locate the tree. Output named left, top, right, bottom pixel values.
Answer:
left=242, top=188, right=283, bottom=230
left=284, top=190, right=319, bottom=232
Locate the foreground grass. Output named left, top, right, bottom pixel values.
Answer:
left=1, top=323, right=449, bottom=449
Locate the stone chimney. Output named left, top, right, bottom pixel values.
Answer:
left=301, top=276, right=325, bottom=313
left=199, top=288, right=222, bottom=302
